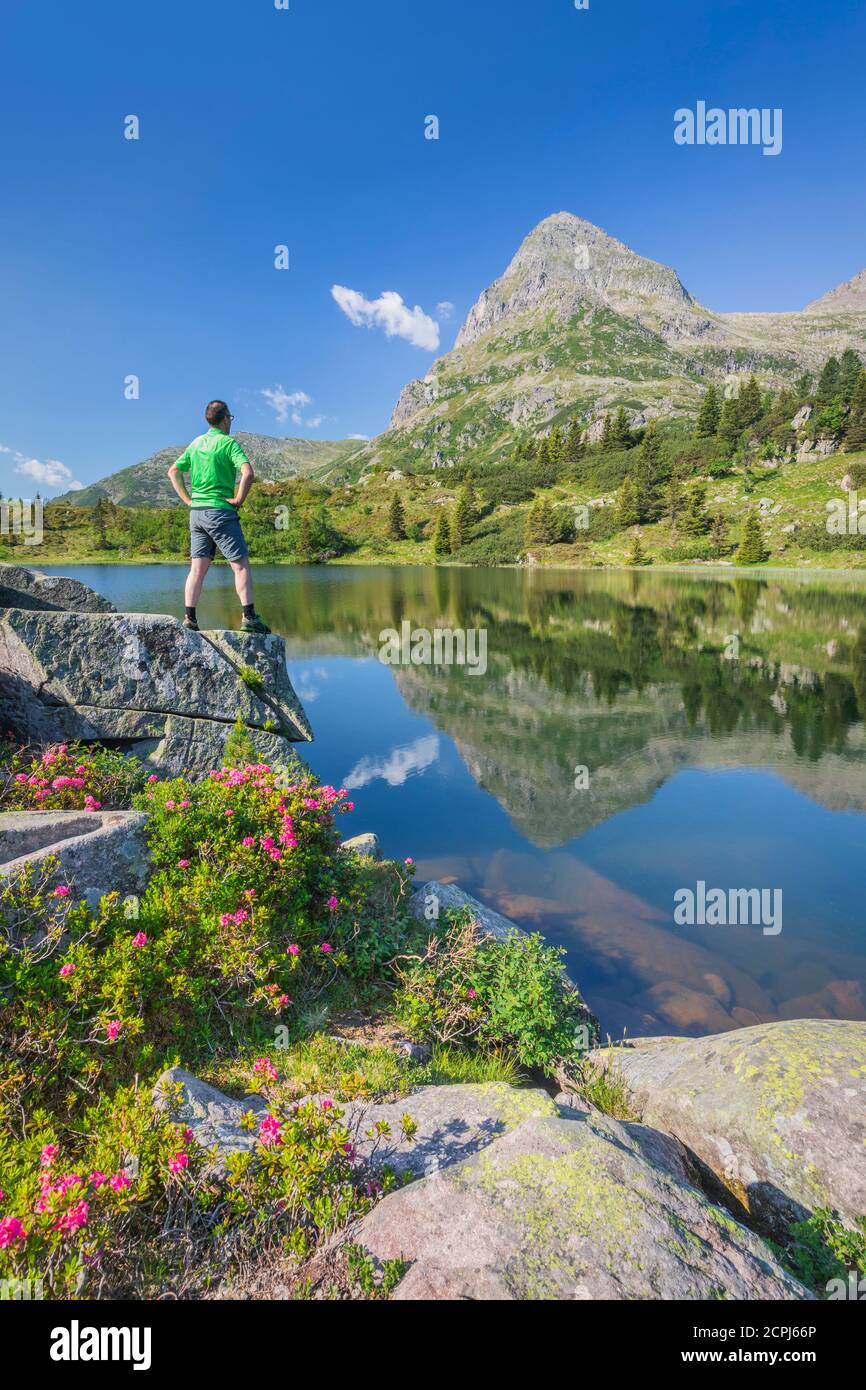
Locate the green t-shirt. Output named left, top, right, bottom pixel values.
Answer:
left=175, top=429, right=251, bottom=510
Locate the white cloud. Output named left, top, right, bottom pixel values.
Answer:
left=436, top=301, right=455, bottom=321
left=259, top=386, right=322, bottom=429
left=331, top=285, right=440, bottom=351
left=348, top=433, right=369, bottom=441
left=343, top=735, right=440, bottom=790
left=3, top=447, right=82, bottom=493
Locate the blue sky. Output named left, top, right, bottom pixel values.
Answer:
left=2, top=0, right=865, bottom=494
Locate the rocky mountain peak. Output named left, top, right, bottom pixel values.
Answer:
left=455, top=211, right=700, bottom=349
left=805, top=267, right=866, bottom=316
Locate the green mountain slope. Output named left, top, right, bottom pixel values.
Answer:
left=56, top=434, right=364, bottom=508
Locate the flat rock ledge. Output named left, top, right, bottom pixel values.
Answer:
left=0, top=564, right=313, bottom=777
left=0, top=808, right=150, bottom=907
left=590, top=1019, right=866, bottom=1237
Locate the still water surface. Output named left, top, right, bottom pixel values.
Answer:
left=54, top=563, right=866, bottom=1040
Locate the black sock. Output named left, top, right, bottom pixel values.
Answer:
left=242, top=603, right=255, bottom=619
left=185, top=606, right=197, bottom=622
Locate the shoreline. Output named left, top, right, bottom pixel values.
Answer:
left=22, top=553, right=866, bottom=580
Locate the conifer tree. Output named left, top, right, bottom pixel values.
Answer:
left=616, top=475, right=640, bottom=527
left=679, top=482, right=710, bottom=536
left=815, top=356, right=841, bottom=409
left=630, top=424, right=663, bottom=522
left=599, top=414, right=615, bottom=451
left=451, top=484, right=477, bottom=549
left=735, top=511, right=769, bottom=565
left=612, top=406, right=631, bottom=450
left=626, top=531, right=648, bottom=566
left=565, top=418, right=585, bottom=462
left=696, top=384, right=720, bottom=437
left=737, top=375, right=763, bottom=429
left=839, top=349, right=863, bottom=406
left=719, top=396, right=742, bottom=450
left=387, top=492, right=407, bottom=540
left=547, top=425, right=565, bottom=467
left=710, top=512, right=729, bottom=557
left=535, top=435, right=551, bottom=468
left=525, top=497, right=561, bottom=546
left=432, top=509, right=451, bottom=558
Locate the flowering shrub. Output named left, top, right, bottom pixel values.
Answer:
left=394, top=910, right=597, bottom=1071
left=0, top=1078, right=391, bottom=1297
left=1, top=764, right=416, bottom=1130
left=0, top=745, right=425, bottom=1297
left=221, top=1092, right=389, bottom=1262
left=138, top=764, right=416, bottom=996
left=0, top=1086, right=215, bottom=1298
left=0, top=741, right=146, bottom=812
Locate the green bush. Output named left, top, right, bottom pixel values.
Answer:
left=394, top=910, right=595, bottom=1071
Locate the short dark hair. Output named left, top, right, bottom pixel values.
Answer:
left=205, top=400, right=231, bottom=427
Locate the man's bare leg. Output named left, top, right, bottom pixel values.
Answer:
left=185, top=557, right=211, bottom=609
left=231, top=557, right=254, bottom=608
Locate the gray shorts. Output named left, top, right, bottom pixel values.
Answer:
left=189, top=507, right=249, bottom=562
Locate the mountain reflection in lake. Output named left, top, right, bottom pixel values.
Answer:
left=55, top=563, right=866, bottom=1040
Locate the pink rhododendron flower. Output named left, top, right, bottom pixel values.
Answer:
left=320, top=943, right=332, bottom=954
left=253, top=1058, right=279, bottom=1082
left=131, top=932, right=147, bottom=948
left=84, top=796, right=102, bottom=811
left=54, top=885, right=70, bottom=898
left=165, top=800, right=176, bottom=810
left=320, top=1099, right=333, bottom=1111
left=109, top=1172, right=131, bottom=1192
left=178, top=858, right=190, bottom=868
left=286, top=943, right=299, bottom=956
left=242, top=836, right=255, bottom=848
left=168, top=1152, right=189, bottom=1174
left=148, top=774, right=158, bottom=783
left=89, top=1171, right=108, bottom=1188
left=53, top=1199, right=89, bottom=1235
left=405, top=857, right=414, bottom=866
left=0, top=1215, right=28, bottom=1247
left=259, top=1114, right=282, bottom=1147
left=59, top=962, right=75, bottom=978
left=467, top=988, right=477, bottom=999
left=40, top=1145, right=58, bottom=1167
left=106, top=1020, right=121, bottom=1041
left=276, top=994, right=289, bottom=1006
left=327, top=895, right=338, bottom=911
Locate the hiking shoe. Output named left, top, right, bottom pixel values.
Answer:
left=241, top=614, right=271, bottom=635
left=182, top=616, right=200, bottom=632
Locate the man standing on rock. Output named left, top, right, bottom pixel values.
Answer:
left=168, top=401, right=270, bottom=633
